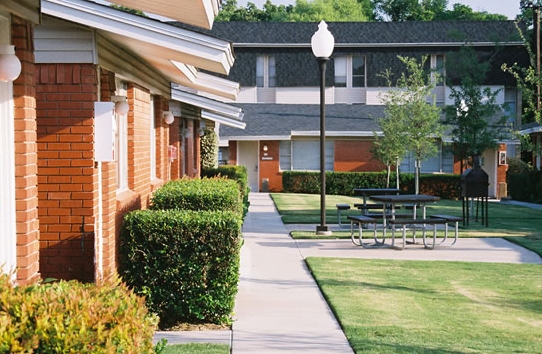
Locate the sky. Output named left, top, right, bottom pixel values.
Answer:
left=235, top=0, right=521, bottom=20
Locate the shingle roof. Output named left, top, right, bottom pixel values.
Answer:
left=220, top=104, right=386, bottom=138
left=208, top=21, right=523, bottom=46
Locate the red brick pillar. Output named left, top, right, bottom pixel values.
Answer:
left=12, top=16, right=41, bottom=285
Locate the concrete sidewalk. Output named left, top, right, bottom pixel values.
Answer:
left=154, top=192, right=542, bottom=350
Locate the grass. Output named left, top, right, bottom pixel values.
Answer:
left=271, top=193, right=542, bottom=256
left=306, top=257, right=542, bottom=354
left=162, top=343, right=229, bottom=354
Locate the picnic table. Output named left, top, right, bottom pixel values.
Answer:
left=353, top=188, right=399, bottom=215
left=369, top=194, right=440, bottom=249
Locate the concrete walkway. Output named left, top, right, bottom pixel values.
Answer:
left=154, top=192, right=542, bottom=350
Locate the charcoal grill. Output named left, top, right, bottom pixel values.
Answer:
left=460, top=156, right=489, bottom=227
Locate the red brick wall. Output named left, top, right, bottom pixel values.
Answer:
left=169, top=116, right=181, bottom=179
left=497, top=144, right=508, bottom=199
left=259, top=141, right=282, bottom=192
left=334, top=140, right=386, bottom=172
left=36, top=63, right=98, bottom=282
left=12, top=16, right=40, bottom=285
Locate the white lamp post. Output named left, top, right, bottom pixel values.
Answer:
left=311, top=21, right=334, bottom=236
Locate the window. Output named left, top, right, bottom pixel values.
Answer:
left=334, top=54, right=366, bottom=87
left=280, top=140, right=334, bottom=171
left=400, top=142, right=453, bottom=173
left=256, top=55, right=276, bottom=87
left=115, top=80, right=128, bottom=191
left=426, top=54, right=445, bottom=86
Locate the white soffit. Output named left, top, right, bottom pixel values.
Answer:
left=111, top=0, right=219, bottom=30
left=42, top=0, right=234, bottom=76
left=172, top=87, right=245, bottom=129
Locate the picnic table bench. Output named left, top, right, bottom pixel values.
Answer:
left=347, top=215, right=381, bottom=248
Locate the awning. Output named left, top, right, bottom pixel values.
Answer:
left=172, top=86, right=245, bottom=129
left=42, top=0, right=238, bottom=99
left=110, top=0, right=220, bottom=30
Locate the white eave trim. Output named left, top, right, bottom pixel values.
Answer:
left=202, top=110, right=246, bottom=129
left=42, top=0, right=234, bottom=74
left=111, top=0, right=219, bottom=30
left=172, top=87, right=245, bottom=129
left=520, top=125, right=542, bottom=134
left=290, top=131, right=376, bottom=137
left=234, top=41, right=524, bottom=48
left=172, top=63, right=239, bottom=99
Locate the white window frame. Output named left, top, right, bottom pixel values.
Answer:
left=115, top=80, right=128, bottom=192
left=400, top=142, right=453, bottom=174
left=430, top=54, right=445, bottom=86
left=334, top=54, right=366, bottom=88
left=0, top=13, right=17, bottom=276
left=149, top=96, right=156, bottom=180
left=256, top=55, right=276, bottom=88
left=280, top=140, right=334, bottom=172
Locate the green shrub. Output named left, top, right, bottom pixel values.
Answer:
left=200, top=128, right=219, bottom=169
left=508, top=169, right=542, bottom=203
left=282, top=171, right=460, bottom=199
left=282, top=171, right=461, bottom=199
left=150, top=177, right=241, bottom=215
left=0, top=275, right=157, bottom=353
left=120, top=209, right=242, bottom=328
left=202, top=165, right=250, bottom=217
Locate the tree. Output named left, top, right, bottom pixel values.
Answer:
left=200, top=128, right=219, bottom=169
left=373, top=69, right=408, bottom=188
left=378, top=56, right=443, bottom=194
left=445, top=45, right=506, bottom=172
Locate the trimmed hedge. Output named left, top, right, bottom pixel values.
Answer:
left=0, top=275, right=157, bottom=353
left=120, top=209, right=242, bottom=327
left=282, top=171, right=461, bottom=199
left=202, top=165, right=250, bottom=217
left=150, top=177, right=241, bottom=215
left=508, top=170, right=542, bottom=203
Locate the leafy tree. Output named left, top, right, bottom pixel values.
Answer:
left=373, top=69, right=408, bottom=188
left=200, top=128, right=219, bottom=169
left=445, top=45, right=506, bottom=172
left=437, top=3, right=507, bottom=21
left=379, top=56, right=443, bottom=193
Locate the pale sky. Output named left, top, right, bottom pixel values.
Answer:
left=235, top=0, right=521, bottom=20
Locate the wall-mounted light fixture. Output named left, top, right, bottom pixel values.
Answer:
left=0, top=45, right=22, bottom=82
left=111, top=95, right=129, bottom=115
left=263, top=144, right=268, bottom=152
left=163, top=111, right=174, bottom=125
left=198, top=128, right=205, bottom=137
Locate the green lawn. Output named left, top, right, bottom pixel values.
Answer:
left=161, top=343, right=229, bottom=354
left=307, top=258, right=542, bottom=354
left=271, top=193, right=542, bottom=256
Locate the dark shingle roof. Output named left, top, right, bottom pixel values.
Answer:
left=220, top=104, right=386, bottom=138
left=208, top=21, right=523, bottom=46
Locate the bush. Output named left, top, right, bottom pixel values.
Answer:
left=120, top=209, right=242, bottom=328
left=282, top=171, right=461, bottom=199
left=202, top=165, right=250, bottom=217
left=0, top=275, right=157, bottom=353
left=150, top=177, right=241, bottom=215
left=200, top=128, right=219, bottom=169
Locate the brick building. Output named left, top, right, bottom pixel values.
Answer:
left=205, top=21, right=527, bottom=198
left=1, top=0, right=244, bottom=284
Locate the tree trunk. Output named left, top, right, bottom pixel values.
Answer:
left=415, top=158, right=420, bottom=194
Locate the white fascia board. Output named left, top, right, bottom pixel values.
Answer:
left=290, top=131, right=376, bottom=137
left=171, top=63, right=239, bottom=100
left=201, top=110, right=246, bottom=130
left=172, top=87, right=243, bottom=120
left=234, top=41, right=523, bottom=48
left=221, top=135, right=291, bottom=141
left=42, top=0, right=234, bottom=74
left=520, top=126, right=542, bottom=134
left=111, top=0, right=219, bottom=30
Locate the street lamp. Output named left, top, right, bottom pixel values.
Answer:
left=311, top=21, right=334, bottom=236
left=521, top=0, right=541, bottom=111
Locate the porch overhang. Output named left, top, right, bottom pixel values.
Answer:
left=110, top=0, right=220, bottom=30
left=42, top=0, right=237, bottom=99
left=172, top=86, right=245, bottom=129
